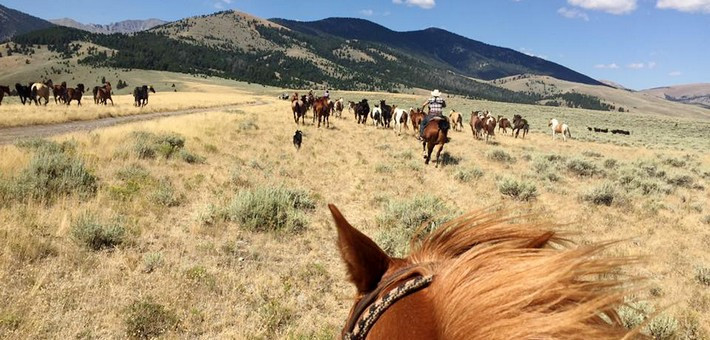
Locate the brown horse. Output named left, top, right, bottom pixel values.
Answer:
left=421, top=118, right=448, bottom=167
left=291, top=93, right=307, bottom=125
left=65, top=84, right=85, bottom=106
left=513, top=114, right=530, bottom=139
left=483, top=116, right=497, bottom=142
left=449, top=110, right=463, bottom=132
left=313, top=97, right=331, bottom=128
left=97, top=82, right=114, bottom=106
left=52, top=81, right=67, bottom=104
left=469, top=112, right=484, bottom=140
left=31, top=79, right=53, bottom=106
left=498, top=116, right=512, bottom=135
left=409, top=108, right=425, bottom=134
left=329, top=205, right=637, bottom=340
left=0, top=85, right=10, bottom=105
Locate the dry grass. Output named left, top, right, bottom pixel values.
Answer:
left=0, top=83, right=708, bottom=339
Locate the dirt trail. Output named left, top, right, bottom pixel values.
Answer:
left=0, top=101, right=267, bottom=145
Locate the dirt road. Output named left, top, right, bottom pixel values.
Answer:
left=0, top=101, right=266, bottom=145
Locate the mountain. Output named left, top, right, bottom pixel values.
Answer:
left=0, top=4, right=54, bottom=41
left=272, top=18, right=604, bottom=86
left=49, top=18, right=167, bottom=34
left=600, top=80, right=632, bottom=91
left=641, top=83, right=710, bottom=109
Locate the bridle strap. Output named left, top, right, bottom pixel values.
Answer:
left=344, top=275, right=434, bottom=340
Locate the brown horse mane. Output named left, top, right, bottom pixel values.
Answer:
left=393, top=211, right=641, bottom=339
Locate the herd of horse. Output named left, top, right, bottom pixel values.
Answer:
left=0, top=80, right=155, bottom=107
left=290, top=92, right=558, bottom=167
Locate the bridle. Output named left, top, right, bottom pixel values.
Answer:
left=343, top=271, right=434, bottom=340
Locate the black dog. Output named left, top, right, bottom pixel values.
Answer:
left=293, top=130, right=302, bottom=150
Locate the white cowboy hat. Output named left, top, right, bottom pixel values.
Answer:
left=431, top=89, right=441, bottom=97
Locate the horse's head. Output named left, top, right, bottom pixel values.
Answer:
left=329, top=205, right=437, bottom=339
left=149, top=86, right=156, bottom=93
left=77, top=84, right=85, bottom=93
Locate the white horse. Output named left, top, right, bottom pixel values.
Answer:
left=334, top=98, right=344, bottom=118
left=549, top=119, right=572, bottom=142
left=393, top=106, right=409, bottom=135
left=371, top=106, right=383, bottom=127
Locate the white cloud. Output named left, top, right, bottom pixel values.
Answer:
left=657, top=0, right=710, bottom=13
left=359, top=9, right=374, bottom=16
left=568, top=0, right=637, bottom=14
left=648, top=61, right=657, bottom=69
left=392, top=0, right=436, bottom=9
left=668, top=71, right=683, bottom=76
left=595, top=63, right=620, bottom=69
left=558, top=7, right=590, bottom=20
left=213, top=0, right=232, bottom=9
left=519, top=48, right=548, bottom=59
left=628, top=63, right=645, bottom=69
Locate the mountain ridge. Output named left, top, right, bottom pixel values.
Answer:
left=49, top=18, right=167, bottom=34
left=0, top=4, right=54, bottom=41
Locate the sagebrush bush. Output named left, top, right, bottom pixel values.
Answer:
left=581, top=182, right=621, bottom=206
left=566, top=158, right=602, bottom=177
left=696, top=267, right=710, bottom=286
left=666, top=173, right=695, bottom=188
left=225, top=186, right=315, bottom=232
left=152, top=178, right=182, bottom=207
left=582, top=150, right=604, bottom=158
left=375, top=195, right=453, bottom=256
left=178, top=149, right=206, bottom=164
left=71, top=214, right=126, bottom=251
left=618, top=299, right=653, bottom=329
left=131, top=131, right=200, bottom=162
left=454, top=167, right=484, bottom=183
left=604, top=158, right=619, bottom=169
left=375, top=164, right=393, bottom=174
left=125, top=298, right=178, bottom=339
left=498, top=177, right=538, bottom=201
left=487, top=149, right=515, bottom=163
left=3, top=140, right=97, bottom=202
left=646, top=314, right=678, bottom=340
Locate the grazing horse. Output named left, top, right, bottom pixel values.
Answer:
left=392, top=106, right=409, bottom=136
left=469, top=113, right=484, bottom=140
left=97, top=82, right=114, bottom=106
left=52, top=81, right=67, bottom=104
left=355, top=99, right=370, bottom=125
left=483, top=116, right=497, bottom=142
left=133, top=85, right=156, bottom=107
left=31, top=79, right=53, bottom=106
left=313, top=97, right=331, bottom=128
left=513, top=114, right=529, bottom=139
left=498, top=116, right=512, bottom=135
left=334, top=98, right=345, bottom=118
left=15, top=83, right=33, bottom=105
left=0, top=85, right=10, bottom=105
left=291, top=93, right=307, bottom=125
left=449, top=110, right=463, bottom=132
left=328, top=205, right=637, bottom=340
left=371, top=106, right=383, bottom=127
left=421, top=117, right=449, bottom=167
left=64, top=84, right=85, bottom=106
left=380, top=100, right=393, bottom=129
left=549, top=119, right=572, bottom=142
left=409, top=108, right=425, bottom=134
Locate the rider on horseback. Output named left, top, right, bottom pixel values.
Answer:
left=418, top=89, right=447, bottom=141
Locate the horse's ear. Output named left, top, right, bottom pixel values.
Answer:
left=328, top=204, right=390, bottom=295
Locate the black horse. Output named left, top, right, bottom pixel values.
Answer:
left=133, top=85, right=156, bottom=107
left=512, top=114, right=530, bottom=139
left=380, top=100, right=393, bottom=129
left=15, top=83, right=33, bottom=105
left=355, top=99, right=370, bottom=125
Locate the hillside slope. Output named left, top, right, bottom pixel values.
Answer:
left=49, top=18, right=166, bottom=34
left=272, top=18, right=604, bottom=86
left=642, top=83, right=710, bottom=109
left=0, top=4, right=54, bottom=41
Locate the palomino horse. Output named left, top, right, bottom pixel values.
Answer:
left=31, top=79, right=53, bottom=106
left=328, top=205, right=636, bottom=340
left=313, top=97, right=331, bottom=128
left=355, top=99, right=370, bottom=125
left=0, top=85, right=10, bottom=105
left=392, top=106, right=409, bottom=136
left=97, top=82, right=114, bottom=106
left=409, top=108, right=425, bottom=134
left=513, top=114, right=529, bottom=139
left=64, top=84, right=85, bottom=106
left=291, top=93, right=307, bottom=125
left=549, top=119, right=572, bottom=142
left=421, top=118, right=449, bottom=167
left=469, top=112, right=484, bottom=140
left=498, top=116, right=512, bottom=135
left=449, top=110, right=463, bottom=132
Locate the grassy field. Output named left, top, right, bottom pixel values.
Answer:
left=0, top=83, right=709, bottom=339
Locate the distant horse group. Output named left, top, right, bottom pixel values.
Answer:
left=3, top=79, right=153, bottom=107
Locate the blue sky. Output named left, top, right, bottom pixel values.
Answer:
left=5, top=0, right=709, bottom=90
